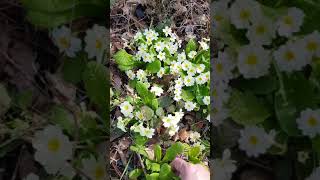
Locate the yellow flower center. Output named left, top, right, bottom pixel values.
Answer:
left=94, top=166, right=105, bottom=179
left=284, top=51, right=295, bottom=61
left=307, top=116, right=318, bottom=127
left=240, top=10, right=251, bottom=20
left=307, top=41, right=318, bottom=51
left=48, top=138, right=61, bottom=152
left=256, top=25, right=266, bottom=35
left=249, top=136, right=258, bottom=145
left=246, top=55, right=258, bottom=65
left=95, top=40, right=102, bottom=49
left=216, top=63, right=223, bottom=73
left=283, top=16, right=293, bottom=26
left=59, top=37, right=70, bottom=49
left=123, top=105, right=129, bottom=111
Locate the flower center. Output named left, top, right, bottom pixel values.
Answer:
left=249, top=136, right=258, bottom=145
left=283, top=16, right=293, bottom=26
left=59, top=37, right=70, bottom=49
left=284, top=51, right=295, bottom=61
left=240, top=10, right=251, bottom=20
left=307, top=116, right=318, bottom=127
left=216, top=63, right=223, bottom=73
left=246, top=55, right=258, bottom=65
left=307, top=41, right=318, bottom=51
left=256, top=25, right=266, bottom=35
left=48, top=138, right=60, bottom=152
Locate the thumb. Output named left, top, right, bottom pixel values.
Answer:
left=171, top=158, right=190, bottom=176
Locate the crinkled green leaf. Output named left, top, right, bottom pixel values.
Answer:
left=82, top=62, right=108, bottom=110
left=136, top=81, right=158, bottom=110
left=49, top=106, right=74, bottom=134
left=146, top=60, right=161, bottom=73
left=162, top=142, right=184, bottom=162
left=141, top=106, right=154, bottom=120
left=62, top=54, right=87, bottom=84
left=114, top=49, right=138, bottom=71
left=129, top=169, right=143, bottom=180
left=228, top=90, right=270, bottom=125
left=154, top=144, right=162, bottom=162
left=186, top=38, right=198, bottom=55
left=181, top=89, right=195, bottom=101
left=237, top=75, right=278, bottom=95
left=146, top=173, right=160, bottom=180
left=159, top=163, right=174, bottom=180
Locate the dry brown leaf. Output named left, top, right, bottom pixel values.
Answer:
left=178, top=128, right=189, bottom=142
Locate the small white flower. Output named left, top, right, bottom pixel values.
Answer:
left=184, top=76, right=195, bottom=86
left=157, top=51, right=166, bottom=61
left=162, top=114, right=175, bottom=128
left=32, top=125, right=73, bottom=174
left=175, top=78, right=184, bottom=88
left=300, top=31, right=320, bottom=58
left=237, top=45, right=271, bottom=78
left=140, top=127, right=155, bottom=138
left=238, top=126, right=275, bottom=157
left=157, top=67, right=166, bottom=78
left=195, top=74, right=207, bottom=85
left=188, top=51, right=197, bottom=59
left=199, top=40, right=209, bottom=50
left=163, top=26, right=172, bottom=37
left=297, top=151, right=309, bottom=164
left=189, top=131, right=201, bottom=142
left=203, top=96, right=210, bottom=105
left=23, top=173, right=39, bottom=180
left=306, top=166, right=320, bottom=180
left=167, top=42, right=178, bottom=54
left=273, top=41, right=308, bottom=72
left=117, top=117, right=128, bottom=132
left=212, top=105, right=229, bottom=126
left=185, top=101, right=196, bottom=111
left=134, top=31, right=143, bottom=41
left=136, top=69, right=148, bottom=82
left=177, top=52, right=187, bottom=62
left=142, top=53, right=155, bottom=63
left=52, top=26, right=81, bottom=57
left=150, top=85, right=164, bottom=96
left=206, top=114, right=210, bottom=122
left=230, top=0, right=262, bottom=29
left=82, top=156, right=106, bottom=180
left=187, top=66, right=197, bottom=76
left=213, top=1, right=230, bottom=28
left=120, top=101, right=134, bottom=117
left=246, top=15, right=276, bottom=45
left=277, top=7, right=305, bottom=37
left=212, top=149, right=237, bottom=180
left=84, top=25, right=107, bottom=62
left=170, top=61, right=182, bottom=74
left=135, top=111, right=145, bottom=121
left=170, top=33, right=178, bottom=42
left=155, top=41, right=165, bottom=52
left=126, top=70, right=136, bottom=80
left=196, top=64, right=206, bottom=74
left=168, top=125, right=179, bottom=136
left=181, top=60, right=192, bottom=71
left=297, top=108, right=320, bottom=138
left=214, top=51, right=235, bottom=83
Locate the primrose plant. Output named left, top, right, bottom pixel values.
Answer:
left=113, top=26, right=210, bottom=178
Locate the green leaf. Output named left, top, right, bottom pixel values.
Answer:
left=186, top=38, right=198, bottom=55
left=274, top=92, right=301, bottom=136
left=62, top=54, right=87, bottom=84
left=159, top=96, right=173, bottom=107
left=159, top=163, right=173, bottom=180
left=237, top=75, right=278, bottom=95
left=146, top=173, right=160, bottom=180
left=312, top=135, right=320, bottom=157
left=151, top=163, right=161, bottom=172
left=49, top=106, right=74, bottom=134
left=130, top=146, right=149, bottom=158
left=135, top=81, right=158, bottom=110
left=82, top=62, right=108, bottom=110
left=154, top=144, right=162, bottom=162
left=146, top=60, right=161, bottom=73
left=228, top=90, right=270, bottom=125
left=114, top=49, right=138, bottom=71
left=188, top=146, right=201, bottom=164
left=134, top=134, right=149, bottom=146
left=162, top=142, right=184, bottom=162
left=129, top=169, right=143, bottom=180
left=181, top=89, right=195, bottom=101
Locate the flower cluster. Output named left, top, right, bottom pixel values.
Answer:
left=52, top=25, right=107, bottom=63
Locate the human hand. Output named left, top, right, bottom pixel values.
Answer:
left=171, top=157, right=210, bottom=180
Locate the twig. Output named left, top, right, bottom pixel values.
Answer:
left=137, top=153, right=147, bottom=176
left=120, top=154, right=133, bottom=180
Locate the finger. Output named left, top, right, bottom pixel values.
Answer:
left=171, top=157, right=189, bottom=175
